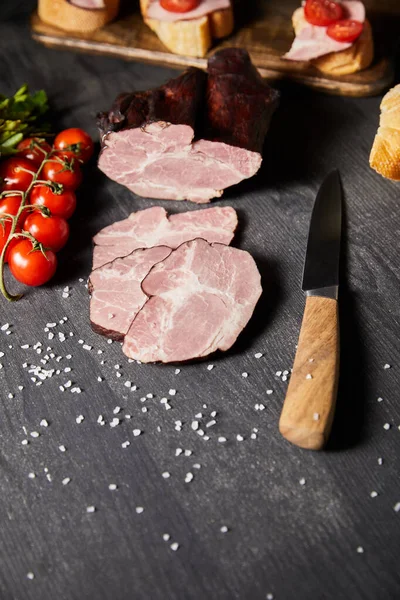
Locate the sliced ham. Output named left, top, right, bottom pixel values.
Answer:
left=284, top=1, right=366, bottom=62
left=89, top=246, right=172, bottom=341
left=92, top=205, right=238, bottom=269
left=97, top=49, right=279, bottom=203
left=146, top=0, right=230, bottom=23
left=122, top=239, right=262, bottom=363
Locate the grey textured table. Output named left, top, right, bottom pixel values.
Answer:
left=1, top=3, right=400, bottom=600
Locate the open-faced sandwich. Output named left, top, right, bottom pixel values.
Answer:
left=140, top=0, right=234, bottom=57
left=38, top=0, right=120, bottom=32
left=283, top=0, right=373, bottom=76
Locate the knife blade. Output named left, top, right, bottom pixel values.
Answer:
left=279, top=171, right=342, bottom=450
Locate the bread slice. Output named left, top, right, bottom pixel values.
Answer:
left=140, top=0, right=234, bottom=58
left=292, top=7, right=374, bottom=76
left=38, top=0, right=120, bottom=33
left=370, top=84, right=400, bottom=180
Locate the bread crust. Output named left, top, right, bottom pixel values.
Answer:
left=370, top=84, right=400, bottom=180
left=292, top=8, right=374, bottom=76
left=38, top=0, right=120, bottom=32
left=141, top=2, right=234, bottom=58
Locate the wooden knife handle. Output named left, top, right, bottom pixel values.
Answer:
left=279, top=295, right=340, bottom=450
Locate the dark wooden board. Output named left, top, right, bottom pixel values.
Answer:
left=2, top=2, right=400, bottom=600
left=30, top=0, right=396, bottom=97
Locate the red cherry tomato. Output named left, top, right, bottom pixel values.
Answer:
left=0, top=157, right=36, bottom=192
left=41, top=152, right=82, bottom=190
left=304, top=0, right=343, bottom=26
left=160, top=0, right=200, bottom=13
left=8, top=239, right=57, bottom=286
left=0, top=218, right=21, bottom=263
left=54, top=128, right=94, bottom=163
left=16, top=137, right=52, bottom=167
left=23, top=212, right=69, bottom=252
left=0, top=194, right=28, bottom=228
left=326, top=19, right=363, bottom=43
left=30, top=184, right=77, bottom=220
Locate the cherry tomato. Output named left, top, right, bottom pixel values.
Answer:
left=23, top=212, right=69, bottom=252
left=16, top=137, right=52, bottom=167
left=304, top=0, right=343, bottom=26
left=326, top=19, right=363, bottom=43
left=160, top=0, right=200, bottom=12
left=8, top=239, right=57, bottom=286
left=0, top=218, right=21, bottom=263
left=42, top=152, right=82, bottom=190
left=0, top=194, right=29, bottom=228
left=54, top=128, right=94, bottom=163
left=30, top=184, right=77, bottom=220
left=0, top=157, right=36, bottom=192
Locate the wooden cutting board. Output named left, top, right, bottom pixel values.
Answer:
left=30, top=0, right=395, bottom=97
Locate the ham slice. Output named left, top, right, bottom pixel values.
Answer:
left=97, top=49, right=279, bottom=203
left=89, top=246, right=172, bottom=341
left=92, top=205, right=238, bottom=269
left=146, top=0, right=230, bottom=23
left=122, top=239, right=262, bottom=363
left=284, top=1, right=366, bottom=62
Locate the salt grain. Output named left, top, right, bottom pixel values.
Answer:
left=76, top=415, right=84, bottom=424
left=170, top=542, right=179, bottom=551
left=220, top=525, right=228, bottom=533
left=370, top=491, right=378, bottom=498
left=26, top=572, right=35, bottom=580
left=40, top=419, right=49, bottom=427
left=306, top=374, right=313, bottom=380
left=393, top=502, right=400, bottom=512
left=135, top=506, right=144, bottom=514
left=218, top=436, right=227, bottom=443
left=30, top=431, right=40, bottom=438
left=133, top=429, right=142, bottom=437
left=163, top=533, right=170, bottom=541
left=383, top=364, right=391, bottom=369
left=59, top=445, right=66, bottom=452
left=191, top=421, right=199, bottom=431
left=299, top=478, right=306, bottom=486
left=108, top=484, right=117, bottom=491
left=254, top=352, right=263, bottom=359
left=28, top=472, right=36, bottom=479
left=86, top=506, right=96, bottom=513
left=162, top=472, right=170, bottom=479
left=110, top=418, right=120, bottom=428
left=356, top=546, right=364, bottom=554
left=242, top=372, right=248, bottom=378
left=236, top=434, right=244, bottom=441
left=383, top=423, right=391, bottom=430
left=122, top=441, right=130, bottom=448
left=207, top=364, right=214, bottom=371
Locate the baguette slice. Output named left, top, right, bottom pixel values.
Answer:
left=38, top=0, right=120, bottom=33
left=140, top=0, right=234, bottom=58
left=292, top=7, right=374, bottom=76
left=370, top=84, right=400, bottom=180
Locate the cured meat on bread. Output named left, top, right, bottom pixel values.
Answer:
left=370, top=84, right=400, bottom=181
left=140, top=0, right=234, bottom=58
left=122, top=239, right=262, bottom=363
left=92, top=205, right=238, bottom=269
left=97, top=48, right=279, bottom=203
left=38, top=0, right=120, bottom=32
left=284, top=1, right=373, bottom=76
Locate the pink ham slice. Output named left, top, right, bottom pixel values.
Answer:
left=146, top=0, right=230, bottom=23
left=122, top=238, right=262, bottom=363
left=284, top=1, right=366, bottom=62
left=92, top=205, right=238, bottom=269
left=89, top=246, right=172, bottom=341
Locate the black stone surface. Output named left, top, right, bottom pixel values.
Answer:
left=0, top=2, right=400, bottom=599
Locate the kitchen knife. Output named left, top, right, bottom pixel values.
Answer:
left=279, top=170, right=342, bottom=450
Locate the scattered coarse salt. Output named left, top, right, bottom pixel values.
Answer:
left=8, top=393, right=14, bottom=399
left=370, top=491, right=378, bottom=498
left=97, top=376, right=103, bottom=382
left=86, top=506, right=96, bottom=513
left=110, top=418, right=120, bottom=428
left=393, top=502, right=400, bottom=513
left=220, top=525, right=228, bottom=533
left=175, top=368, right=181, bottom=375
left=108, top=484, right=117, bottom=491
left=356, top=546, right=364, bottom=554
left=218, top=436, right=227, bottom=443
left=135, top=506, right=144, bottom=514
left=184, top=450, right=192, bottom=457
left=383, top=423, right=391, bottom=430
left=266, top=389, right=273, bottom=395
left=1, top=323, right=10, bottom=331
left=299, top=478, right=306, bottom=486
left=114, top=364, right=121, bottom=370
left=163, top=533, right=170, bottom=542
left=170, top=542, right=179, bottom=552
left=210, top=411, right=217, bottom=418
left=76, top=415, right=84, bottom=424
left=313, top=413, right=320, bottom=421
left=46, top=474, right=52, bottom=482
left=162, top=472, right=170, bottom=479
left=26, top=572, right=35, bottom=580
left=21, top=439, right=29, bottom=446
left=121, top=441, right=130, bottom=448
left=236, top=434, right=244, bottom=441
left=383, top=364, right=391, bottom=369
left=28, top=472, right=36, bottom=479
left=169, top=389, right=176, bottom=396
left=275, top=371, right=282, bottom=377
left=146, top=393, right=153, bottom=399
left=62, top=293, right=69, bottom=299
left=266, top=594, right=274, bottom=600
left=195, top=413, right=202, bottom=419
left=107, top=339, right=113, bottom=344
left=206, top=420, right=216, bottom=428
left=40, top=419, right=49, bottom=427
left=242, top=372, right=248, bottom=378
left=378, top=457, right=383, bottom=465
left=83, top=344, right=92, bottom=351
left=250, top=433, right=257, bottom=440
left=133, top=429, right=142, bottom=437
left=59, top=445, right=67, bottom=452
left=175, top=448, right=183, bottom=456
left=377, top=397, right=383, bottom=403
left=282, top=375, right=288, bottom=382
left=191, top=420, right=199, bottom=431
left=193, top=463, right=201, bottom=469
left=113, top=406, right=121, bottom=415
left=30, top=431, right=40, bottom=438
left=124, top=381, right=132, bottom=388
left=254, top=352, right=263, bottom=359
left=306, top=374, right=313, bottom=380
left=207, top=364, right=214, bottom=371
left=185, top=472, right=194, bottom=483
